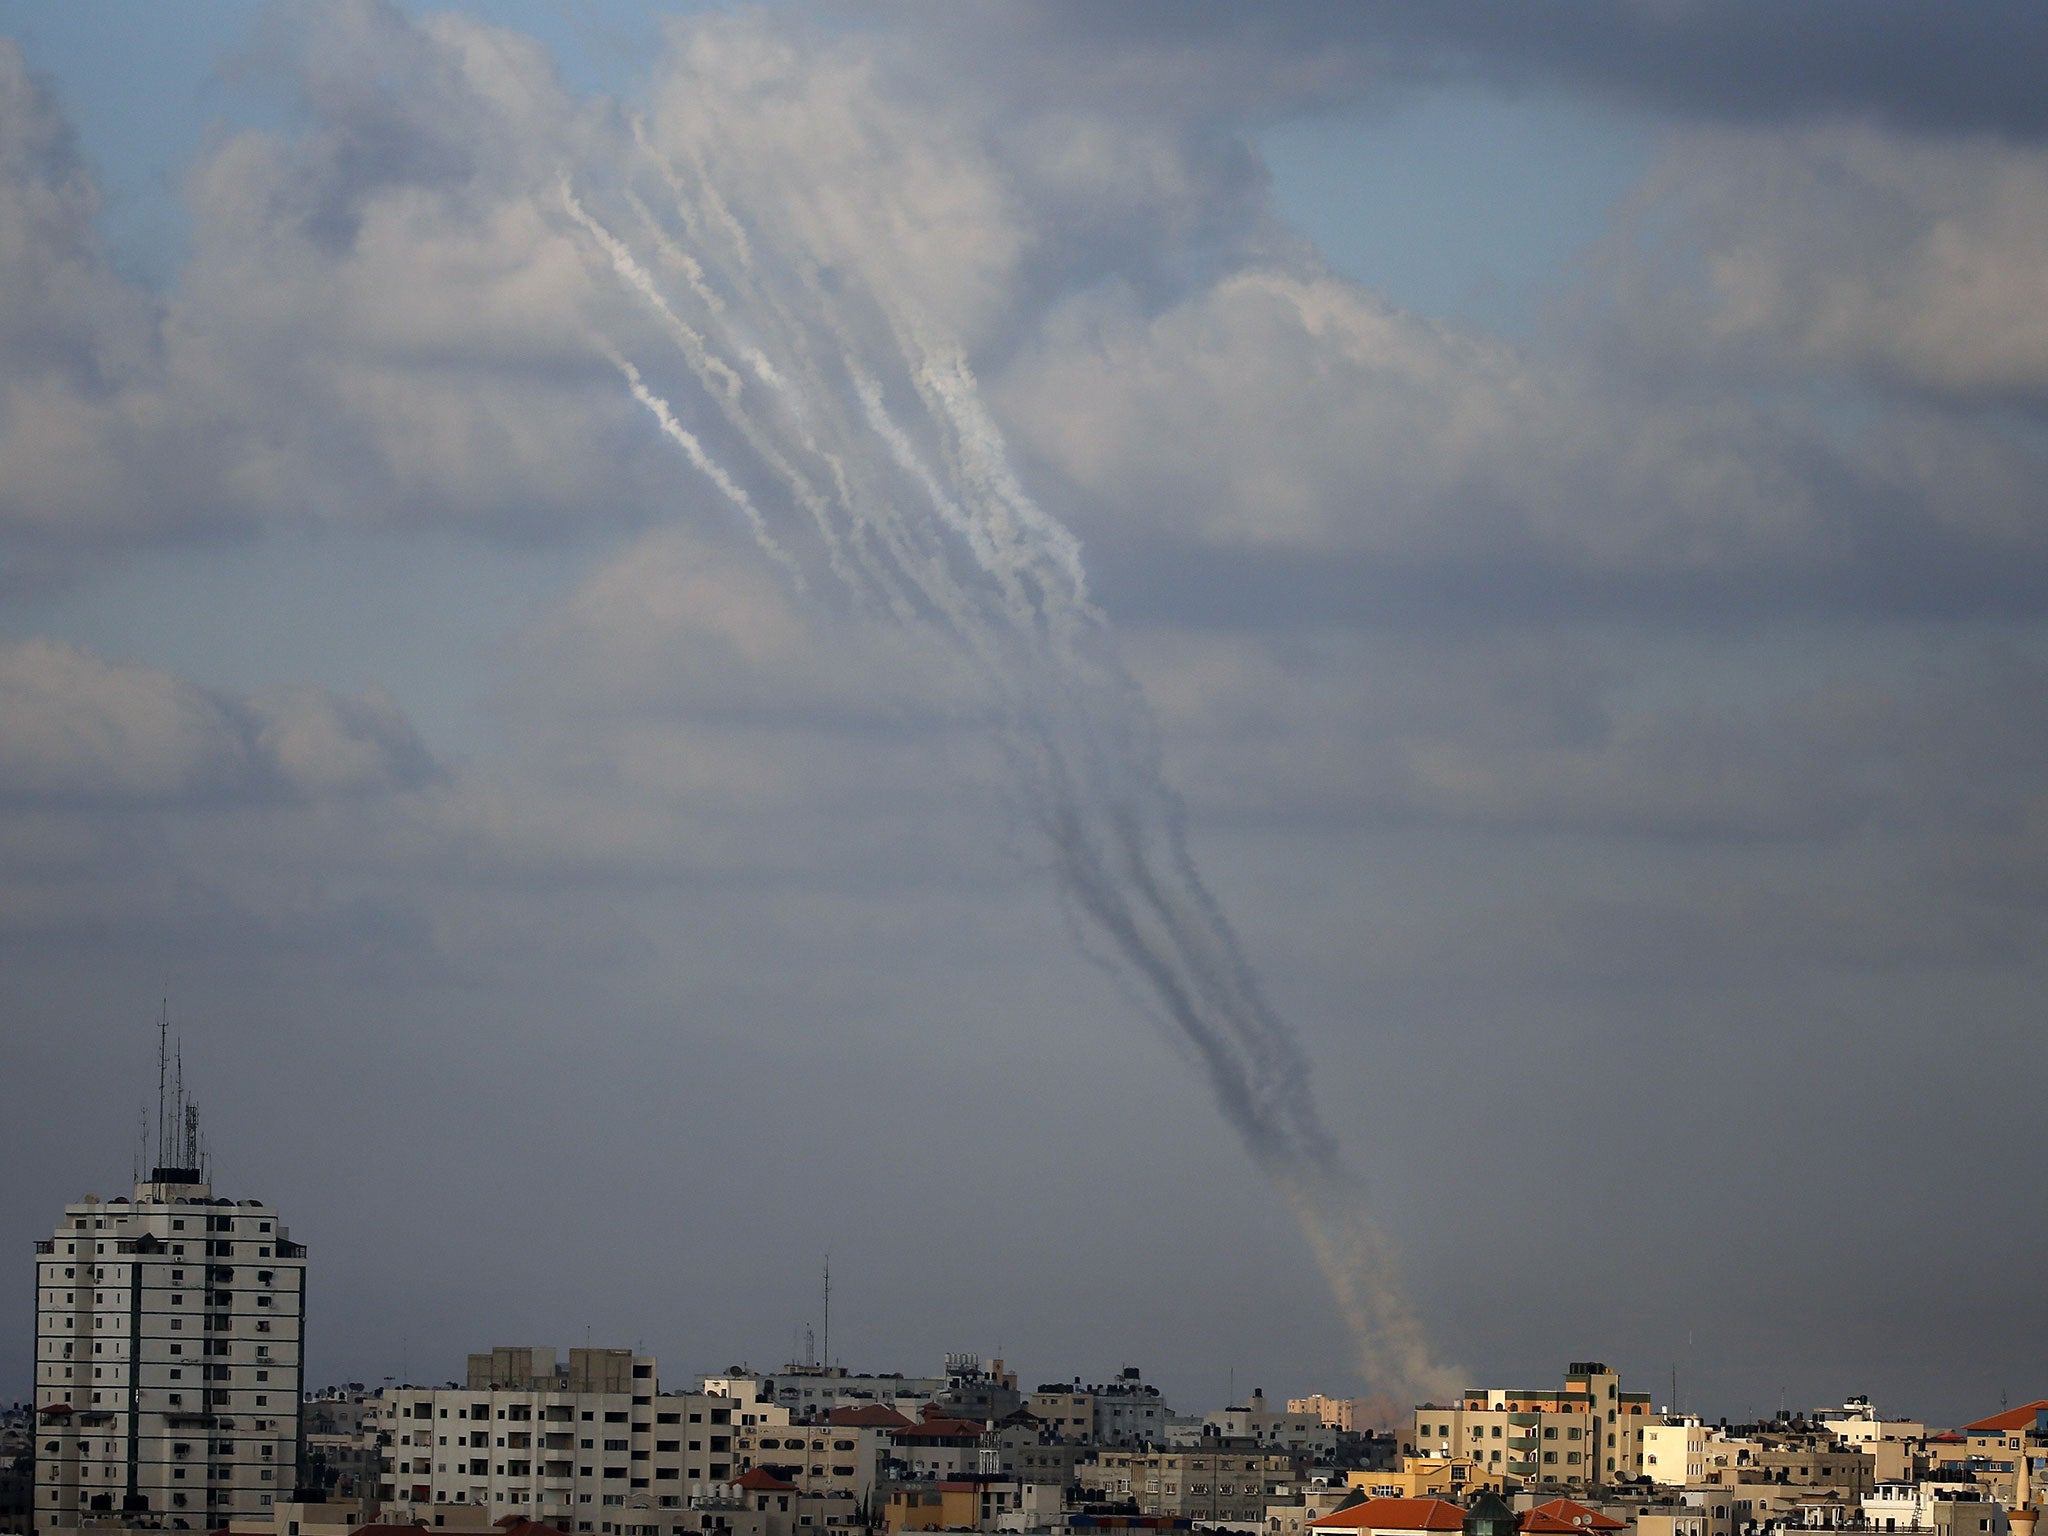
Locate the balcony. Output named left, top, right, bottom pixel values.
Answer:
left=36, top=1240, right=55, bottom=1253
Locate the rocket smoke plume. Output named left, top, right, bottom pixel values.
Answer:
left=563, top=123, right=1453, bottom=1401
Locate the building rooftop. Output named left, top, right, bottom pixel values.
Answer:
left=1961, top=1403, right=2048, bottom=1434
left=1310, top=1497, right=1466, bottom=1532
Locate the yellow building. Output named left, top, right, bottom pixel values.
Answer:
left=883, top=1479, right=1023, bottom=1532
left=1348, top=1455, right=1502, bottom=1499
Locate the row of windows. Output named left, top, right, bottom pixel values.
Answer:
left=65, top=1213, right=273, bottom=1232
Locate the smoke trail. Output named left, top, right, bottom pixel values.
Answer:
left=565, top=142, right=1452, bottom=1399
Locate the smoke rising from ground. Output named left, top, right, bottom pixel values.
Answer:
left=561, top=122, right=1452, bottom=1401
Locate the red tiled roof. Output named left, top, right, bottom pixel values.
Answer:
left=738, top=1468, right=798, bottom=1491
left=1523, top=1500, right=1626, bottom=1533
left=1311, top=1497, right=1466, bottom=1532
left=1963, top=1403, right=2048, bottom=1433
left=829, top=1404, right=916, bottom=1429
left=896, top=1416, right=984, bottom=1440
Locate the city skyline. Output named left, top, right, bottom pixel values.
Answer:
left=5, top=1, right=2048, bottom=1431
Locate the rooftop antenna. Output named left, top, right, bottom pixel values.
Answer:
left=155, top=996, right=171, bottom=1172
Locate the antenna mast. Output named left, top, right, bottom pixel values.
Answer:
left=156, top=998, right=170, bottom=1172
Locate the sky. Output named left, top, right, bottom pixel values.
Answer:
left=4, top=0, right=2048, bottom=1430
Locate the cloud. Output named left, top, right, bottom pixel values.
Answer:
left=1127, top=622, right=2048, bottom=865
left=923, top=2, right=2048, bottom=141
left=0, top=636, right=435, bottom=806
left=0, top=8, right=662, bottom=578
left=0, top=40, right=242, bottom=565
left=996, top=268, right=1840, bottom=577
left=1592, top=124, right=2048, bottom=403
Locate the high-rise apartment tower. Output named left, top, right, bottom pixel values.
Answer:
left=31, top=1164, right=306, bottom=1528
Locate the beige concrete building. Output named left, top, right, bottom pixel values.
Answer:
left=1008, top=1443, right=1088, bottom=1491
left=1125, top=1446, right=1300, bottom=1524
left=1264, top=1482, right=1358, bottom=1536
left=1288, top=1399, right=1376, bottom=1435
left=1412, top=1362, right=1651, bottom=1489
left=1205, top=1395, right=1340, bottom=1457
left=732, top=1423, right=878, bottom=1508
left=1025, top=1370, right=1173, bottom=1449
left=1024, top=1392, right=1094, bottom=1445
left=1690, top=1436, right=1874, bottom=1497
left=1347, top=1456, right=1500, bottom=1500
left=32, top=1170, right=306, bottom=1529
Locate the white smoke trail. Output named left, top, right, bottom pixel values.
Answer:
left=607, top=351, right=804, bottom=589
left=565, top=138, right=1451, bottom=1399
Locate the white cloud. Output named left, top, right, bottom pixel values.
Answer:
left=996, top=268, right=1835, bottom=574
left=1596, top=123, right=2048, bottom=400
left=0, top=637, right=433, bottom=805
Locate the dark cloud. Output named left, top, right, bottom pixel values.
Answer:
left=915, top=2, right=2048, bottom=140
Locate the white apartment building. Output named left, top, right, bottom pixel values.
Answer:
left=1643, top=1420, right=1757, bottom=1488
left=1204, top=1393, right=1340, bottom=1457
left=1863, top=1482, right=2007, bottom=1536
left=31, top=1169, right=306, bottom=1528
left=1025, top=1369, right=1174, bottom=1448
left=701, top=1356, right=1019, bottom=1425
left=374, top=1349, right=788, bottom=1535
left=1819, top=1400, right=1926, bottom=1447
left=701, top=1370, right=950, bottom=1421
